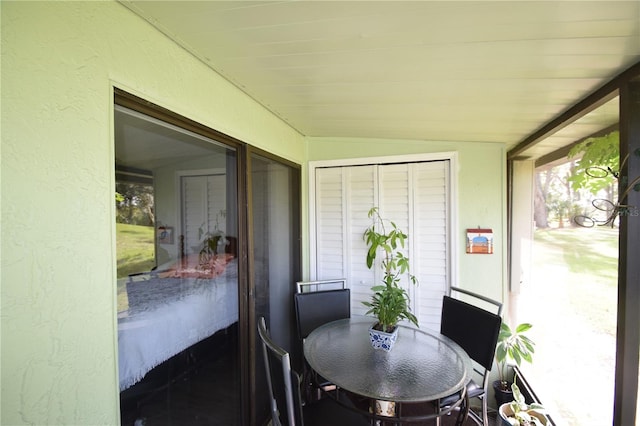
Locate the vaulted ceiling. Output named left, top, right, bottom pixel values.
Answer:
left=121, top=1, right=640, bottom=162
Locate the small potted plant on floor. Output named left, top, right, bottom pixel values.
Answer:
left=493, top=322, right=536, bottom=406
left=362, top=207, right=418, bottom=351
left=499, top=383, right=547, bottom=426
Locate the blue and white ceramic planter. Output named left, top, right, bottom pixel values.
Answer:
left=368, top=324, right=399, bottom=351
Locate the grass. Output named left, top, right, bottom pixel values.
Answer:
left=116, top=223, right=155, bottom=312
left=534, top=226, right=618, bottom=336
left=116, top=223, right=155, bottom=278
left=534, top=226, right=618, bottom=281
left=520, top=227, right=618, bottom=425
left=530, top=225, right=619, bottom=425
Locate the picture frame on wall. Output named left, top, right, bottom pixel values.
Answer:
left=158, top=226, right=174, bottom=245
left=466, top=228, right=493, bottom=254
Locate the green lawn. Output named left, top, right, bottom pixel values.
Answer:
left=534, top=226, right=618, bottom=335
left=535, top=226, right=618, bottom=282
left=530, top=225, right=619, bottom=425
left=116, top=223, right=155, bottom=278
left=116, top=223, right=155, bottom=312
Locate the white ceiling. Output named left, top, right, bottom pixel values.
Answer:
left=114, top=105, right=230, bottom=171
left=121, top=0, right=640, bottom=161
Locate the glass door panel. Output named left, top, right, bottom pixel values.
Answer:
left=250, top=152, right=301, bottom=423
left=115, top=105, right=240, bottom=425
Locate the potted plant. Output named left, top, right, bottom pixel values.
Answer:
left=493, top=322, right=536, bottom=406
left=197, top=210, right=228, bottom=266
left=499, top=383, right=547, bottom=426
left=362, top=207, right=418, bottom=351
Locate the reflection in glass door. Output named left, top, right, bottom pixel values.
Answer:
left=115, top=105, right=240, bottom=425
left=250, top=152, right=301, bottom=424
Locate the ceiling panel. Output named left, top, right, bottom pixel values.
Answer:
left=122, top=0, right=640, bottom=158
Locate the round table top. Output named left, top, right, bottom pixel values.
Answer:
left=303, top=316, right=473, bottom=403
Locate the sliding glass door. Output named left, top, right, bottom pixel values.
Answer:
left=115, top=104, right=241, bottom=425
left=250, top=151, right=301, bottom=423
left=114, top=90, right=302, bottom=426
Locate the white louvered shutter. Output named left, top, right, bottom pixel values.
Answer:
left=181, top=174, right=227, bottom=256
left=412, top=161, right=450, bottom=329
left=313, top=160, right=450, bottom=330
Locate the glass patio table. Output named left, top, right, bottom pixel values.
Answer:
left=303, top=316, right=473, bottom=422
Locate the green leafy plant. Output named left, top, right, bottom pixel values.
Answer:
left=495, top=322, right=536, bottom=390
left=568, top=131, right=619, bottom=195
left=361, top=207, right=418, bottom=333
left=501, top=383, right=546, bottom=426
left=200, top=234, right=223, bottom=256
left=198, top=209, right=228, bottom=264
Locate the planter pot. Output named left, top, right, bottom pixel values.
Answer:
left=498, top=402, right=548, bottom=426
left=493, top=380, right=514, bottom=407
left=369, top=324, right=398, bottom=351
left=373, top=400, right=396, bottom=417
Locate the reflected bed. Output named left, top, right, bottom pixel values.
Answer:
left=118, top=256, right=238, bottom=391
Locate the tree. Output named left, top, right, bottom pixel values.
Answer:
left=568, top=131, right=619, bottom=197
left=534, top=171, right=549, bottom=228
left=115, top=182, right=155, bottom=226
left=547, top=194, right=572, bottom=228
left=567, top=131, right=621, bottom=227
left=535, top=162, right=583, bottom=228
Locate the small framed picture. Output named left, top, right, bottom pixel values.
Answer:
left=466, top=228, right=493, bottom=254
left=158, top=226, right=174, bottom=244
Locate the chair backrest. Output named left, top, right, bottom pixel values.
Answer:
left=294, top=289, right=351, bottom=340
left=440, top=296, right=502, bottom=371
left=296, top=278, right=347, bottom=293
left=257, top=317, right=304, bottom=426
left=449, top=285, right=503, bottom=315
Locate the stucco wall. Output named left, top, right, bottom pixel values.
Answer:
left=306, top=137, right=507, bottom=303
left=1, top=2, right=304, bottom=424
left=1, top=1, right=507, bottom=424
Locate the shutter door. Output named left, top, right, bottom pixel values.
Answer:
left=346, top=166, right=376, bottom=316
left=315, top=167, right=347, bottom=280
left=207, top=174, right=227, bottom=234
left=182, top=173, right=227, bottom=256
left=413, top=161, right=449, bottom=329
left=182, top=175, right=208, bottom=256
left=314, top=160, right=449, bottom=330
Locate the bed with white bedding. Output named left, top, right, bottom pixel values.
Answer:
left=118, top=256, right=238, bottom=391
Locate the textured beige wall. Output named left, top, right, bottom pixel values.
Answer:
left=1, top=1, right=303, bottom=424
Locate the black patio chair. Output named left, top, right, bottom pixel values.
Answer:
left=293, top=283, right=351, bottom=402
left=257, top=317, right=369, bottom=426
left=438, top=287, right=502, bottom=426
left=294, top=288, right=351, bottom=341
